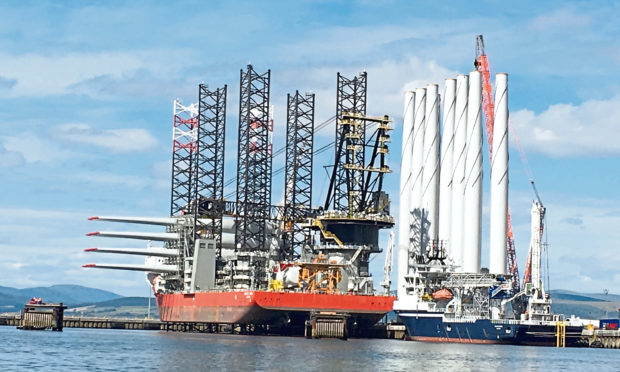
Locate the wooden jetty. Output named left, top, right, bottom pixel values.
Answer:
left=1, top=312, right=404, bottom=339
left=18, top=303, right=67, bottom=331
left=582, top=329, right=620, bottom=349
left=305, top=312, right=349, bottom=340
left=1, top=314, right=238, bottom=333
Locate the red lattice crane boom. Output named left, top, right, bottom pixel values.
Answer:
left=475, top=36, right=495, bottom=155
left=475, top=35, right=521, bottom=292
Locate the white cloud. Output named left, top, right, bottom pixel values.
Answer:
left=55, top=123, right=158, bottom=153
left=0, top=143, right=24, bottom=167
left=528, top=7, right=592, bottom=32
left=0, top=206, right=155, bottom=296
left=0, top=75, right=17, bottom=90
left=73, top=171, right=147, bottom=189
left=0, top=49, right=198, bottom=98
left=510, top=195, right=620, bottom=293
left=2, top=132, right=75, bottom=164
left=275, top=25, right=421, bottom=62
left=511, top=94, right=620, bottom=157
left=0, top=207, right=85, bottom=220
left=151, top=160, right=172, bottom=190
left=376, top=57, right=459, bottom=115
left=274, top=56, right=458, bottom=137
left=66, top=68, right=199, bottom=99
left=0, top=123, right=157, bottom=168
left=0, top=51, right=141, bottom=97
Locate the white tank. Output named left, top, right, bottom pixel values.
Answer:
left=410, top=87, right=426, bottom=256
left=398, top=90, right=415, bottom=298
left=463, top=70, right=483, bottom=273
left=450, top=74, right=469, bottom=271
left=439, top=78, right=456, bottom=258
left=283, top=266, right=301, bottom=288
left=489, top=73, right=509, bottom=275
left=422, top=84, right=440, bottom=251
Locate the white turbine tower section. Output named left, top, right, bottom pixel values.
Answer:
left=450, top=74, right=469, bottom=270
left=463, top=70, right=483, bottom=273
left=489, top=73, right=509, bottom=275
left=422, top=84, right=440, bottom=252
left=438, top=79, right=456, bottom=257
left=398, top=91, right=415, bottom=297
left=409, top=87, right=426, bottom=257
left=529, top=201, right=545, bottom=290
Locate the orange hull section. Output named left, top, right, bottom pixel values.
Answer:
left=254, top=291, right=394, bottom=313
left=156, top=291, right=395, bottom=325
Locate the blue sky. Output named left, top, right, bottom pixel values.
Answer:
left=1, top=0, right=619, bottom=296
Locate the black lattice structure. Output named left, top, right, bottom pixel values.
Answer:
left=358, top=114, right=392, bottom=213
left=282, top=91, right=315, bottom=261
left=235, top=65, right=272, bottom=289
left=324, top=72, right=367, bottom=214
left=167, top=99, right=199, bottom=290
left=194, top=84, right=227, bottom=255
left=170, top=100, right=199, bottom=217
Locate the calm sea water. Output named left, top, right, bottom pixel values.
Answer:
left=1, top=326, right=618, bottom=371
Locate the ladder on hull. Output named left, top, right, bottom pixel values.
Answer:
left=555, top=321, right=566, bottom=347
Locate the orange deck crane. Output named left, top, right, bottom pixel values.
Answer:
left=475, top=35, right=521, bottom=293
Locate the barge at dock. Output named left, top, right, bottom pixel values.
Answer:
left=84, top=66, right=396, bottom=336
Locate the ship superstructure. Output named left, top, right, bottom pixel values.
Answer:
left=394, top=37, right=583, bottom=346
left=83, top=66, right=395, bottom=335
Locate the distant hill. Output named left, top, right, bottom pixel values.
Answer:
left=0, top=284, right=154, bottom=318
left=549, top=289, right=620, bottom=319
left=91, top=297, right=151, bottom=307
left=0, top=292, right=30, bottom=311
left=65, top=296, right=156, bottom=318
left=552, top=302, right=617, bottom=320
left=551, top=289, right=620, bottom=303
left=0, top=284, right=122, bottom=311
left=548, top=290, right=607, bottom=302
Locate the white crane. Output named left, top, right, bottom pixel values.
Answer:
left=381, top=230, right=395, bottom=294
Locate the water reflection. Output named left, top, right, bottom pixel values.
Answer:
left=1, top=327, right=617, bottom=371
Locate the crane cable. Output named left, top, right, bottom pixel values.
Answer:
left=223, top=115, right=337, bottom=199
left=509, top=118, right=535, bottom=183
left=224, top=117, right=381, bottom=200
left=509, top=117, right=545, bottom=288
left=223, top=115, right=336, bottom=189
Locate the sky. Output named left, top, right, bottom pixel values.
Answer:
left=1, top=0, right=619, bottom=297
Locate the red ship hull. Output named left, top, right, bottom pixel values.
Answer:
left=156, top=291, right=395, bottom=328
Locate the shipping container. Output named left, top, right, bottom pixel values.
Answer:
left=599, top=319, right=620, bottom=330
